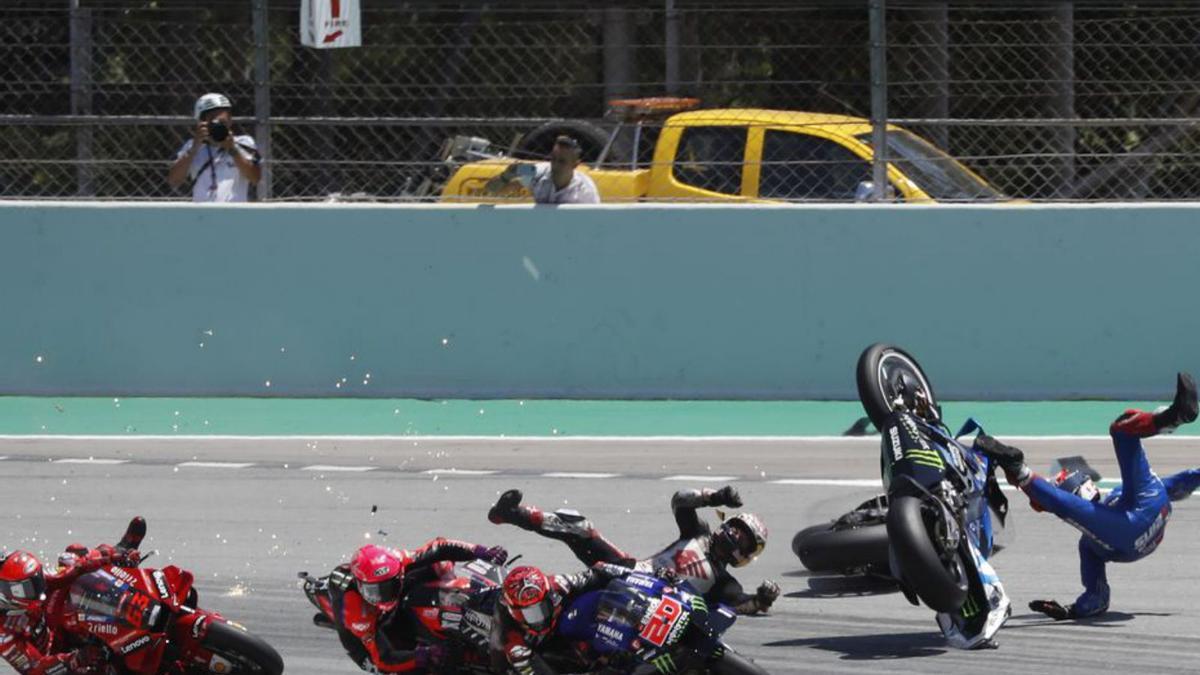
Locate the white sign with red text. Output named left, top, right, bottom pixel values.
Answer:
left=301, top=0, right=361, bottom=49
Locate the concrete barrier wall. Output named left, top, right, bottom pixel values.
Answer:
left=2, top=202, right=1196, bottom=399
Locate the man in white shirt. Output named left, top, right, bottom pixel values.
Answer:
left=487, top=135, right=600, bottom=204
left=167, top=93, right=262, bottom=202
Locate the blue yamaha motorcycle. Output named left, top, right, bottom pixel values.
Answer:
left=853, top=343, right=1013, bottom=649
left=554, top=571, right=768, bottom=674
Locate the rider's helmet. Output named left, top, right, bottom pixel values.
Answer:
left=193, top=92, right=232, bottom=120
left=1054, top=469, right=1101, bottom=503
left=712, top=513, right=769, bottom=568
left=0, top=551, right=46, bottom=613
left=349, top=545, right=410, bottom=612
left=501, top=566, right=559, bottom=637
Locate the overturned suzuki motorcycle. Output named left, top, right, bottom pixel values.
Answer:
left=801, top=344, right=1013, bottom=649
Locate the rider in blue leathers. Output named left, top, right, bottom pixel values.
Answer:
left=977, top=372, right=1200, bottom=620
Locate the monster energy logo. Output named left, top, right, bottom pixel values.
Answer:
left=650, top=653, right=676, bottom=674
left=960, top=594, right=981, bottom=619
left=904, top=448, right=944, bottom=469
left=690, top=596, right=707, bottom=613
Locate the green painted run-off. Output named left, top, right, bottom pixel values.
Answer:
left=0, top=397, right=1189, bottom=437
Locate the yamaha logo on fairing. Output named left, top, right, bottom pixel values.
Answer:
left=626, top=575, right=657, bottom=590
left=597, top=623, right=624, bottom=642
left=119, top=634, right=151, bottom=655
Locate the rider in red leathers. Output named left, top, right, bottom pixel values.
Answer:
left=0, top=519, right=145, bottom=675
left=325, top=538, right=508, bottom=673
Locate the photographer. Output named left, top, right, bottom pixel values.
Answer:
left=167, top=93, right=261, bottom=202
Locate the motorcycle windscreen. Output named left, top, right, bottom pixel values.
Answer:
left=69, top=570, right=130, bottom=622
left=590, top=589, right=646, bottom=653
left=69, top=570, right=160, bottom=629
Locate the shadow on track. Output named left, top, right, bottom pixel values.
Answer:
left=764, top=631, right=945, bottom=660
left=1005, top=610, right=1161, bottom=628
left=785, top=574, right=899, bottom=599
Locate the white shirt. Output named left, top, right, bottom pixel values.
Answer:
left=529, top=162, right=600, bottom=204
left=175, top=135, right=259, bottom=202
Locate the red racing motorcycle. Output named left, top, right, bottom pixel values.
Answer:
left=63, top=519, right=284, bottom=674
left=301, top=558, right=503, bottom=672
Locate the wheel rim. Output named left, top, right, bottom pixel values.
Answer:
left=875, top=351, right=935, bottom=415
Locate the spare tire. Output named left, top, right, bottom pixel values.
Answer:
left=515, top=120, right=628, bottom=166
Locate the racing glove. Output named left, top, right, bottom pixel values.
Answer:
left=975, top=434, right=1032, bottom=487
left=653, top=566, right=683, bottom=586
left=710, top=485, right=743, bottom=508
left=1029, top=599, right=1076, bottom=621
left=472, top=545, right=508, bottom=565
left=754, top=580, right=781, bottom=612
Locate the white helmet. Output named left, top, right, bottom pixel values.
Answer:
left=193, top=93, right=232, bottom=120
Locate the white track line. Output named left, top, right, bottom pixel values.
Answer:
left=52, top=457, right=129, bottom=464
left=771, top=478, right=881, bottom=487
left=301, top=465, right=376, bottom=472
left=541, top=472, right=621, bottom=479
left=663, top=475, right=737, bottom=482
left=422, top=469, right=498, bottom=475
left=0, top=434, right=1178, bottom=442
left=176, top=461, right=255, bottom=469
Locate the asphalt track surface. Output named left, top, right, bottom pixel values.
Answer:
left=4, top=436, right=1200, bottom=674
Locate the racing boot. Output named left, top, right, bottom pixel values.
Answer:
left=1111, top=372, right=1198, bottom=438
left=975, top=434, right=1032, bottom=487
left=487, top=489, right=544, bottom=530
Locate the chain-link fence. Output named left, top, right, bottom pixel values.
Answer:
left=4, top=0, right=1200, bottom=202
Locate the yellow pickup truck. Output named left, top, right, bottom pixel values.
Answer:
left=436, top=103, right=1005, bottom=203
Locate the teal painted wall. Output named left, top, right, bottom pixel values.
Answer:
left=1, top=202, right=1195, bottom=399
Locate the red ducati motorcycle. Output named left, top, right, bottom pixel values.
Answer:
left=301, top=558, right=503, bottom=671
left=63, top=518, right=284, bottom=674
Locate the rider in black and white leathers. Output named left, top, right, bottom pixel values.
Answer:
left=487, top=486, right=779, bottom=615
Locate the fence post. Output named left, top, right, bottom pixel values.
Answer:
left=869, top=0, right=888, bottom=201
left=253, top=0, right=272, bottom=200
left=604, top=6, right=634, bottom=103
left=1049, top=2, right=1075, bottom=198
left=911, top=3, right=948, bottom=150
left=665, top=0, right=680, bottom=95
left=69, top=0, right=94, bottom=197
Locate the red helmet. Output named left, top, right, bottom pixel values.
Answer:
left=501, top=566, right=559, bottom=637
left=0, top=551, right=46, bottom=613
left=350, top=545, right=410, bottom=612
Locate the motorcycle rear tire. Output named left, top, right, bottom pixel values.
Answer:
left=856, top=343, right=939, bottom=431
left=791, top=523, right=889, bottom=573
left=201, top=620, right=285, bottom=675
left=709, top=648, right=770, bottom=675
left=886, top=495, right=967, bottom=613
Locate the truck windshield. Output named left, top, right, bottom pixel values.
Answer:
left=855, top=130, right=1004, bottom=201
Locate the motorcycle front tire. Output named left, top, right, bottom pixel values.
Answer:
left=202, top=620, right=285, bottom=675
left=886, top=495, right=968, bottom=613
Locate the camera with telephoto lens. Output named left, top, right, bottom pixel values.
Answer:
left=207, top=119, right=229, bottom=143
